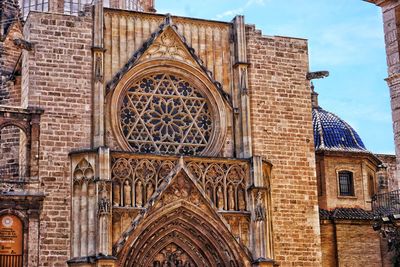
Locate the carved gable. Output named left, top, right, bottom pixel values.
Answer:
left=115, top=167, right=252, bottom=267
left=137, top=26, right=197, bottom=67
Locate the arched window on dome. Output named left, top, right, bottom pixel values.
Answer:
left=338, top=171, right=354, bottom=196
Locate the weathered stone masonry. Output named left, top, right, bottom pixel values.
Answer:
left=22, top=11, right=93, bottom=265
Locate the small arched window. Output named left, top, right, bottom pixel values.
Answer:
left=338, top=171, right=354, bottom=196
left=368, top=174, right=375, bottom=198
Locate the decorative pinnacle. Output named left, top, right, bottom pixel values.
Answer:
left=165, top=13, right=173, bottom=25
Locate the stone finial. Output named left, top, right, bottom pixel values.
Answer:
left=311, top=82, right=319, bottom=108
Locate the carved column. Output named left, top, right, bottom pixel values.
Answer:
left=232, top=16, right=253, bottom=158
left=249, top=156, right=274, bottom=262
left=96, top=147, right=112, bottom=255
left=368, top=0, right=400, bottom=182
left=92, top=0, right=106, bottom=148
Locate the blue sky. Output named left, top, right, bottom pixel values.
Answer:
left=156, top=0, right=394, bottom=154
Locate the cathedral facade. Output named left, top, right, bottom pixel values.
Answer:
left=0, top=0, right=398, bottom=266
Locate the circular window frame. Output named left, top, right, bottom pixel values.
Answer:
left=110, top=60, right=227, bottom=157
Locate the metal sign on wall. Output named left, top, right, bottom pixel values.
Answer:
left=0, top=214, right=23, bottom=267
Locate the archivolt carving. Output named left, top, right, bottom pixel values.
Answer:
left=152, top=243, right=195, bottom=267
left=119, top=203, right=248, bottom=267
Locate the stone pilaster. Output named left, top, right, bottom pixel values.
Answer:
left=385, top=74, right=400, bottom=182
left=96, top=147, right=112, bottom=256
left=92, top=0, right=105, bottom=148
left=249, top=156, right=274, bottom=261
left=232, top=15, right=252, bottom=159
left=368, top=0, right=400, bottom=184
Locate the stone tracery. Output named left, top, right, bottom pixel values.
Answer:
left=111, top=154, right=248, bottom=212
left=119, top=73, right=213, bottom=156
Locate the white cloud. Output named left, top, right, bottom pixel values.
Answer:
left=216, top=8, right=244, bottom=19
left=216, top=0, right=268, bottom=19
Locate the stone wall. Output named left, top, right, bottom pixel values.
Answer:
left=22, top=11, right=93, bottom=265
left=317, top=153, right=377, bottom=210
left=246, top=25, right=322, bottom=265
left=387, top=77, right=400, bottom=184
left=0, top=125, right=21, bottom=180
left=335, top=222, right=383, bottom=266
left=320, top=221, right=337, bottom=267
left=321, top=220, right=384, bottom=267
left=0, top=22, right=22, bottom=106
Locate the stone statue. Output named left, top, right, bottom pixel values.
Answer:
left=217, top=186, right=224, bottom=210
left=99, top=186, right=110, bottom=214
left=136, top=180, right=143, bottom=207
left=228, top=185, right=235, bottom=211
left=238, top=188, right=246, bottom=211
left=123, top=180, right=132, bottom=207
left=113, top=182, right=120, bottom=206
left=255, top=191, right=266, bottom=221
left=147, top=183, right=154, bottom=201
left=98, top=196, right=110, bottom=214
left=207, top=186, right=213, bottom=202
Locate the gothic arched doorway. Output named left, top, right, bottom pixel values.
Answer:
left=115, top=172, right=252, bottom=267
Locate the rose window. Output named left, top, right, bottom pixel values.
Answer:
left=119, top=73, right=213, bottom=155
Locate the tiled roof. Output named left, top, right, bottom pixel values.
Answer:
left=320, top=208, right=374, bottom=220
left=313, top=107, right=367, bottom=152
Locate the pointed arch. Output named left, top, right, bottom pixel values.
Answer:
left=117, top=201, right=251, bottom=267
left=115, top=169, right=252, bottom=267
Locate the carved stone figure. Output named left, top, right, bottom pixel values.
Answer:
left=98, top=196, right=110, bottom=214
left=238, top=188, right=246, bottom=211
left=255, top=191, right=266, bottom=221
left=98, top=187, right=110, bottom=214
left=113, top=182, right=121, bottom=206
left=228, top=185, right=235, bottom=211
left=124, top=180, right=132, bottom=207
left=217, top=186, right=224, bottom=210
left=147, top=182, right=154, bottom=201
left=136, top=180, right=143, bottom=207
left=206, top=186, right=213, bottom=202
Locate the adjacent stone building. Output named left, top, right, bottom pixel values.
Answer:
left=0, top=0, right=397, bottom=266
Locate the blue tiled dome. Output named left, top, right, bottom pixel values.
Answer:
left=312, top=107, right=367, bottom=152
